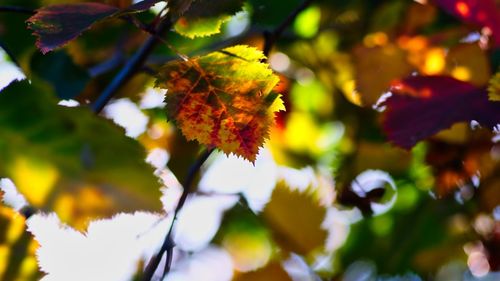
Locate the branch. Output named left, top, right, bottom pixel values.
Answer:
left=262, top=0, right=315, bottom=57
left=142, top=148, right=214, bottom=281
left=91, top=17, right=173, bottom=113
left=0, top=6, right=35, bottom=15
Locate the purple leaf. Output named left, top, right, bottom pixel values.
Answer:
left=27, top=3, right=119, bottom=54
left=435, top=0, right=500, bottom=47
left=379, top=75, right=500, bottom=149
left=27, top=0, right=164, bottom=53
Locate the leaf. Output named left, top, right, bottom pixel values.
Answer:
left=353, top=44, right=414, bottom=106
left=262, top=181, right=327, bottom=255
left=27, top=3, right=119, bottom=54
left=26, top=212, right=165, bottom=280
left=0, top=203, right=38, bottom=281
left=155, top=45, right=281, bottom=162
left=444, top=43, right=491, bottom=86
left=488, top=72, right=500, bottom=101
left=167, top=0, right=195, bottom=18
left=435, top=0, right=500, bottom=48
left=249, top=0, right=302, bottom=27
left=378, top=75, right=500, bottom=149
left=27, top=0, right=163, bottom=53
left=173, top=0, right=245, bottom=38
left=30, top=50, right=90, bottom=100
left=233, top=262, right=292, bottom=281
left=0, top=81, right=161, bottom=225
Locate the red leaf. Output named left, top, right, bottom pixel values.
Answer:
left=27, top=3, right=119, bottom=54
left=379, top=75, right=500, bottom=149
left=435, top=0, right=500, bottom=47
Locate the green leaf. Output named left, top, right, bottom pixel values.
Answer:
left=173, top=0, right=245, bottom=38
left=0, top=81, right=161, bottom=225
left=30, top=51, right=90, bottom=100
left=249, top=0, right=302, bottom=26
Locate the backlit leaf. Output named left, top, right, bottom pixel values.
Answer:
left=488, top=72, right=500, bottom=101
left=0, top=81, right=161, bottom=226
left=233, top=262, right=292, bottom=281
left=444, top=43, right=491, bottom=86
left=353, top=44, right=413, bottom=106
left=379, top=75, right=500, bottom=149
left=262, top=181, right=327, bottom=256
left=27, top=0, right=163, bottom=53
left=27, top=3, right=119, bottom=54
left=173, top=0, right=244, bottom=38
left=435, top=0, right=500, bottom=48
left=155, top=45, right=281, bottom=162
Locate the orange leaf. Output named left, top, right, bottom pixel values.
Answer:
left=155, top=45, right=282, bottom=162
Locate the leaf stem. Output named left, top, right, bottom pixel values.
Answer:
left=142, top=148, right=214, bottom=281
left=0, top=6, right=35, bottom=15
left=91, top=17, right=173, bottom=113
left=262, top=0, right=315, bottom=58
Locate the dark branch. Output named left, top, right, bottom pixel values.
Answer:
left=0, top=6, right=35, bottom=15
left=142, top=148, right=214, bottom=281
left=91, top=17, right=173, bottom=113
left=262, top=0, right=315, bottom=57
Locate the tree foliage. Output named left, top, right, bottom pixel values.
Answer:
left=0, top=0, right=499, bottom=280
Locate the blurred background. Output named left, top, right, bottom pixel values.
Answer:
left=0, top=0, right=499, bottom=280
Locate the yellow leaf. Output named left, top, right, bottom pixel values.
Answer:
left=233, top=262, right=292, bottom=281
left=488, top=72, right=500, bottom=101
left=262, top=181, right=327, bottom=256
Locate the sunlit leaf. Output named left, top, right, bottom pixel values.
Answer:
left=27, top=0, right=163, bottom=53
left=0, top=81, right=161, bottom=225
left=445, top=43, right=490, bottom=86
left=233, top=262, right=292, bottom=281
left=173, top=0, right=244, bottom=38
left=217, top=204, right=274, bottom=272
left=379, top=75, right=500, bottom=149
left=488, top=72, right=500, bottom=101
left=262, top=181, right=327, bottom=256
left=0, top=204, right=39, bottom=281
left=26, top=212, right=165, bottom=280
left=353, top=44, right=413, bottom=106
left=435, top=0, right=500, bottom=47
left=155, top=45, right=281, bottom=162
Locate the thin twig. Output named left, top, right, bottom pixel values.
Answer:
left=262, top=0, right=315, bottom=57
left=0, top=6, right=35, bottom=15
left=122, top=14, right=189, bottom=61
left=142, top=148, right=215, bottom=281
left=91, top=16, right=173, bottom=113
left=88, top=50, right=126, bottom=77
